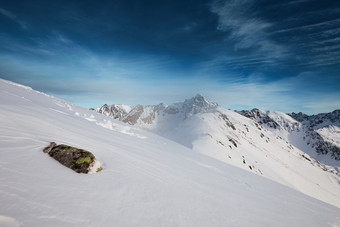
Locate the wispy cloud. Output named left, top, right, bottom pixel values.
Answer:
left=0, top=7, right=27, bottom=29
left=203, top=71, right=340, bottom=114
left=272, top=18, right=340, bottom=34
left=0, top=1, right=338, bottom=114
left=209, top=0, right=340, bottom=70
left=210, top=0, right=286, bottom=59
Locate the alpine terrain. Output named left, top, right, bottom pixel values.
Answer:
left=1, top=78, right=340, bottom=226
left=289, top=110, right=340, bottom=149
left=97, top=94, right=340, bottom=208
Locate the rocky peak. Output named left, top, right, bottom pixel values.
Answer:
left=237, top=109, right=281, bottom=130
left=97, top=104, right=131, bottom=120
left=237, top=108, right=266, bottom=120
left=181, top=94, right=218, bottom=116
left=96, top=94, right=219, bottom=125
left=289, top=112, right=309, bottom=123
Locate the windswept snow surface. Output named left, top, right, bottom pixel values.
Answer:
left=1, top=79, right=340, bottom=227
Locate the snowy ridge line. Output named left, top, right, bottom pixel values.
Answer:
left=0, top=78, right=33, bottom=90
left=0, top=78, right=55, bottom=99
left=96, top=95, right=340, bottom=208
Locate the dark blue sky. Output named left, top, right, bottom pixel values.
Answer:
left=1, top=0, right=339, bottom=113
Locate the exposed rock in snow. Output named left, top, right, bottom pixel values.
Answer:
left=289, top=109, right=340, bottom=129
left=317, top=125, right=340, bottom=147
left=288, top=110, right=340, bottom=160
left=238, top=108, right=340, bottom=162
left=44, top=142, right=101, bottom=174
left=97, top=104, right=131, bottom=120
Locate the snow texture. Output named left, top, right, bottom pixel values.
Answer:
left=1, top=79, right=340, bottom=227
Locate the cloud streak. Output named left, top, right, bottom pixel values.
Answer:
left=209, top=0, right=340, bottom=70
left=0, top=7, right=27, bottom=29
left=210, top=0, right=286, bottom=59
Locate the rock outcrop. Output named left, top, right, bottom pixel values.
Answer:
left=43, top=142, right=100, bottom=173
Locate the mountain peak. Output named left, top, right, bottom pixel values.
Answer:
left=193, top=93, right=206, bottom=100
left=181, top=94, right=218, bottom=115
left=187, top=94, right=217, bottom=107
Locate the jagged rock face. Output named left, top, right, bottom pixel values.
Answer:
left=289, top=109, right=340, bottom=129
left=45, top=143, right=96, bottom=173
left=316, top=125, right=340, bottom=147
left=237, top=109, right=280, bottom=129
left=123, top=105, right=145, bottom=125
left=218, top=113, right=236, bottom=130
left=288, top=112, right=309, bottom=123
left=181, top=94, right=218, bottom=116
left=238, top=109, right=340, bottom=160
left=97, top=104, right=131, bottom=120
left=97, top=104, right=110, bottom=116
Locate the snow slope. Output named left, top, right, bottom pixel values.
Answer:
left=1, top=79, right=340, bottom=227
left=238, top=109, right=340, bottom=165
left=317, top=125, right=340, bottom=148
left=288, top=110, right=340, bottom=154
left=97, top=95, right=340, bottom=208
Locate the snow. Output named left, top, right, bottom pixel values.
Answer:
left=103, top=99, right=340, bottom=208
left=317, top=125, right=340, bottom=147
left=88, top=160, right=102, bottom=174
left=1, top=78, right=340, bottom=226
left=250, top=109, right=340, bottom=169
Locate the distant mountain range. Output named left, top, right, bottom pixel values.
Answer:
left=96, top=94, right=340, bottom=207
left=288, top=110, right=340, bottom=129
left=288, top=110, right=340, bottom=150
left=238, top=108, right=340, bottom=162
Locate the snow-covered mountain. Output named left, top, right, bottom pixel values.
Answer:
left=288, top=110, right=340, bottom=129
left=238, top=109, right=340, bottom=164
left=316, top=125, right=340, bottom=148
left=1, top=79, right=340, bottom=226
left=96, top=103, right=132, bottom=120
left=288, top=110, right=340, bottom=154
left=97, top=95, right=340, bottom=208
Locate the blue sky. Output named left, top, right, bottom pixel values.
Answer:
left=0, top=0, right=339, bottom=114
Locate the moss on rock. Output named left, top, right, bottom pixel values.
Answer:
left=44, top=142, right=98, bottom=174
left=76, top=156, right=92, bottom=164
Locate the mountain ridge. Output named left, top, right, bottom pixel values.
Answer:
left=288, top=109, right=340, bottom=129
left=96, top=95, right=340, bottom=163
left=237, top=108, right=340, bottom=162
left=95, top=95, right=340, bottom=207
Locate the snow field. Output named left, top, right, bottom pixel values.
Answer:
left=1, top=79, right=340, bottom=226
